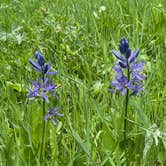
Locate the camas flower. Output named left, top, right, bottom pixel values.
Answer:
left=119, top=38, right=129, bottom=55
left=30, top=51, right=58, bottom=75
left=111, top=38, right=145, bottom=96
left=130, top=62, right=146, bottom=81
left=112, top=74, right=128, bottom=95
left=112, top=38, right=140, bottom=68
left=27, top=79, right=41, bottom=98
left=44, top=107, right=64, bottom=126
left=27, top=78, right=57, bottom=102
left=27, top=51, right=63, bottom=125
left=127, top=77, right=143, bottom=95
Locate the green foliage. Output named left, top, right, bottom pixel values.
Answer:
left=0, top=0, right=166, bottom=165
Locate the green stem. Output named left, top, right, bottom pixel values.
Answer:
left=40, top=99, right=46, bottom=162
left=40, top=72, right=46, bottom=163
left=124, top=62, right=130, bottom=144
left=124, top=89, right=129, bottom=143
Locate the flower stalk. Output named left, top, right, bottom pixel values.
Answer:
left=27, top=51, right=64, bottom=163
left=124, top=61, right=130, bottom=144
left=111, top=38, right=145, bottom=147
left=40, top=71, right=46, bottom=162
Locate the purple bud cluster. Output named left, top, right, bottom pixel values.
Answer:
left=27, top=51, right=64, bottom=125
left=111, top=38, right=145, bottom=96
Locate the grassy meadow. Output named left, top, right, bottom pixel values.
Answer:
left=0, top=0, right=166, bottom=165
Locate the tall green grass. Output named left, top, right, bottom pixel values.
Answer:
left=0, top=0, right=165, bottom=165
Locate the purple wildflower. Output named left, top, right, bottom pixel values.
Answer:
left=111, top=38, right=145, bottom=96
left=112, top=38, right=140, bottom=68
left=112, top=65, right=127, bottom=95
left=27, top=79, right=41, bottom=98
left=127, top=78, right=143, bottom=95
left=42, top=78, right=57, bottom=102
left=35, top=51, right=45, bottom=66
left=119, top=38, right=130, bottom=57
left=111, top=38, right=146, bottom=144
left=128, top=49, right=140, bottom=63
left=27, top=78, right=57, bottom=103
left=27, top=51, right=63, bottom=125
left=112, top=75, right=128, bottom=95
left=130, top=62, right=146, bottom=81
left=44, top=107, right=64, bottom=125
left=30, top=51, right=58, bottom=75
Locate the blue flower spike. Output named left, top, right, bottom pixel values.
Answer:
left=27, top=51, right=63, bottom=125
left=111, top=38, right=145, bottom=96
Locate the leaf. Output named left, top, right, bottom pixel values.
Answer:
left=102, top=124, right=116, bottom=152
left=100, top=152, right=116, bottom=166
left=143, top=129, right=153, bottom=160
left=71, top=130, right=94, bottom=163
left=143, top=124, right=160, bottom=160
left=49, top=125, right=59, bottom=162
left=153, top=129, right=160, bottom=146
left=6, top=81, right=25, bottom=92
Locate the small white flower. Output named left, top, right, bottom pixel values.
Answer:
left=99, top=6, right=106, bottom=13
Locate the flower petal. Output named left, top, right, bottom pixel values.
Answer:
left=45, top=84, right=56, bottom=91
left=29, top=59, right=41, bottom=72
left=119, top=61, right=126, bottom=68
left=112, top=50, right=125, bottom=61
left=119, top=38, right=129, bottom=54
left=51, top=119, right=58, bottom=126
left=44, top=63, right=51, bottom=74
left=47, top=71, right=59, bottom=75
left=130, top=86, right=143, bottom=96
left=125, top=48, right=131, bottom=59
left=128, top=49, right=139, bottom=63
left=44, top=113, right=51, bottom=120
left=42, top=92, right=49, bottom=103
left=112, top=80, right=122, bottom=90
left=122, top=88, right=127, bottom=95
left=35, top=51, right=45, bottom=66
